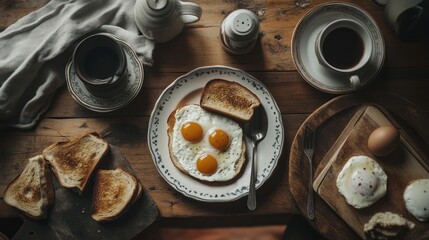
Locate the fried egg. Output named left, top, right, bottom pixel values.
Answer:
left=336, top=155, right=387, bottom=209
left=171, top=105, right=243, bottom=181
left=403, top=179, right=429, bottom=222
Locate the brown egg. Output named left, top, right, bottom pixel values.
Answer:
left=367, top=126, right=400, bottom=157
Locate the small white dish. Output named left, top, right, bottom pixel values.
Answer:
left=65, top=37, right=144, bottom=112
left=291, top=2, right=385, bottom=94
left=148, top=65, right=284, bottom=202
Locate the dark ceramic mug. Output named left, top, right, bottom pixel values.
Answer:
left=73, top=33, right=128, bottom=98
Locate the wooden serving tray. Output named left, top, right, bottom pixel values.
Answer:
left=313, top=105, right=429, bottom=239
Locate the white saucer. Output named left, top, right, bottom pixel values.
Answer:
left=65, top=37, right=144, bottom=112
left=291, top=2, right=385, bottom=94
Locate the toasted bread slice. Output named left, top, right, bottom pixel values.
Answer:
left=4, top=155, right=55, bottom=220
left=91, top=168, right=141, bottom=222
left=42, top=132, right=109, bottom=193
left=167, top=105, right=246, bottom=182
left=200, top=79, right=261, bottom=122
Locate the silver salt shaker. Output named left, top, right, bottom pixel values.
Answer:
left=220, top=9, right=260, bottom=55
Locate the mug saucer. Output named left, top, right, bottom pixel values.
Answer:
left=291, top=2, right=385, bottom=94
left=65, top=36, right=144, bottom=112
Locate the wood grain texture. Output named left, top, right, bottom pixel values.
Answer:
left=315, top=106, right=429, bottom=239
left=289, top=94, right=429, bottom=239
left=0, top=115, right=293, bottom=220
left=0, top=0, right=429, bottom=238
left=44, top=72, right=429, bottom=119
left=2, top=0, right=429, bottom=71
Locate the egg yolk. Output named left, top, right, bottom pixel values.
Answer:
left=196, top=154, right=218, bottom=175
left=209, top=129, right=230, bottom=151
left=351, top=167, right=379, bottom=197
left=181, top=121, right=203, bottom=143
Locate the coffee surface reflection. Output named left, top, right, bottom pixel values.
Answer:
left=322, top=27, right=364, bottom=70
left=84, top=46, right=119, bottom=80
left=73, top=33, right=128, bottom=98
left=315, top=19, right=375, bottom=90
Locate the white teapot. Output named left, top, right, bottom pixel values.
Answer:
left=134, top=0, right=202, bottom=43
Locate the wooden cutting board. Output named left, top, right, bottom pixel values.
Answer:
left=289, top=93, right=429, bottom=240
left=5, top=145, right=159, bottom=240
left=313, top=105, right=429, bottom=239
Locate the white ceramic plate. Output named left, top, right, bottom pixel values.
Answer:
left=148, top=66, right=284, bottom=202
left=65, top=37, right=144, bottom=112
left=291, top=2, right=385, bottom=94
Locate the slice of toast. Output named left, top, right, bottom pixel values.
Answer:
left=91, top=168, right=141, bottom=222
left=42, top=132, right=109, bottom=193
left=4, top=155, right=55, bottom=220
left=200, top=79, right=261, bottom=122
left=167, top=105, right=246, bottom=182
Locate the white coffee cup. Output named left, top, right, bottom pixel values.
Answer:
left=134, top=0, right=202, bottom=43
left=315, top=19, right=373, bottom=90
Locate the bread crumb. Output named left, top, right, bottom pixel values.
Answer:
left=364, top=212, right=414, bottom=240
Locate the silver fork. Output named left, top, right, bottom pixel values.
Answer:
left=303, top=125, right=315, bottom=220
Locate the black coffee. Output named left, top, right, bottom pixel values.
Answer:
left=322, top=27, right=364, bottom=69
left=83, top=46, right=119, bottom=80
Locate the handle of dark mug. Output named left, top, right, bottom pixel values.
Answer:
left=396, top=4, right=427, bottom=41
left=349, top=75, right=361, bottom=90
left=180, top=1, right=202, bottom=24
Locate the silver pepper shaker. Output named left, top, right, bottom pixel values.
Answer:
left=220, top=9, right=260, bottom=55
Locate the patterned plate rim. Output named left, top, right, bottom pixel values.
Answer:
left=65, top=37, right=144, bottom=112
left=147, top=65, right=284, bottom=202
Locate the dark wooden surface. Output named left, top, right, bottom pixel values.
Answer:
left=1, top=0, right=429, bottom=239
left=289, top=94, right=429, bottom=239
left=8, top=145, right=159, bottom=239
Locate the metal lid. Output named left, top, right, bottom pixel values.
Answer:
left=223, top=9, right=259, bottom=42
left=143, top=0, right=173, bottom=18
left=147, top=0, right=168, bottom=10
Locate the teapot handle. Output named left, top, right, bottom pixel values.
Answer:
left=179, top=1, right=202, bottom=24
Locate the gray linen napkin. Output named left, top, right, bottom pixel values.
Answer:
left=0, top=0, right=154, bottom=129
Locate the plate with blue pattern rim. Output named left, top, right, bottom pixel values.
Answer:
left=65, top=36, right=144, bottom=112
left=148, top=65, right=284, bottom=202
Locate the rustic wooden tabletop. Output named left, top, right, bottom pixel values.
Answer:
left=1, top=0, right=428, bottom=239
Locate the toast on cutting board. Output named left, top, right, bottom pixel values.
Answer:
left=42, top=132, right=109, bottom=193
left=91, top=168, right=142, bottom=222
left=4, top=155, right=55, bottom=220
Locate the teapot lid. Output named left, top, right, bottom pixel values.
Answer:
left=143, top=0, right=174, bottom=18
left=147, top=0, right=168, bottom=10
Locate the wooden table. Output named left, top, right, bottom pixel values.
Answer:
left=1, top=0, right=428, bottom=239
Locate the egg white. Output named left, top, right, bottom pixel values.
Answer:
left=171, top=105, right=243, bottom=182
left=404, top=179, right=429, bottom=222
left=336, top=155, right=387, bottom=209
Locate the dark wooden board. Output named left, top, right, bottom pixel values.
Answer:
left=5, top=145, right=159, bottom=240
left=314, top=106, right=429, bottom=239
left=289, top=93, right=429, bottom=240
